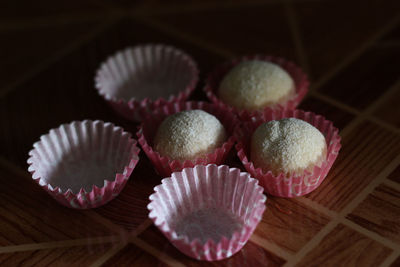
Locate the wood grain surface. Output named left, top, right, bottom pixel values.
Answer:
left=253, top=197, right=330, bottom=253
left=0, top=0, right=399, bottom=266
left=0, top=244, right=113, bottom=267
left=347, top=185, right=400, bottom=244
left=297, top=224, right=392, bottom=267
left=306, top=121, right=400, bottom=211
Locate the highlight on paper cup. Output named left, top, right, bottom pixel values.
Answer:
left=235, top=108, right=341, bottom=198
left=95, top=44, right=199, bottom=122
left=27, top=120, right=140, bottom=209
left=203, top=55, right=309, bottom=120
left=148, top=164, right=267, bottom=261
left=137, top=101, right=238, bottom=177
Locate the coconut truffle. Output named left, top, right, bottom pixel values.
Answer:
left=154, top=110, right=226, bottom=161
left=218, top=60, right=294, bottom=110
left=251, top=118, right=327, bottom=176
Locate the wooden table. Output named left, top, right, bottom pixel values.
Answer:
left=1, top=0, right=400, bottom=266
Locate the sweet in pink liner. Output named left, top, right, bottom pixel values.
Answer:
left=203, top=55, right=309, bottom=120
left=235, top=108, right=341, bottom=197
left=137, top=101, right=239, bottom=177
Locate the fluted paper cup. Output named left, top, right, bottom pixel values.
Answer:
left=27, top=120, right=140, bottom=209
left=148, top=164, right=266, bottom=261
left=137, top=101, right=238, bottom=177
left=203, top=55, right=309, bottom=120
left=235, top=108, right=341, bottom=197
left=95, top=44, right=199, bottom=122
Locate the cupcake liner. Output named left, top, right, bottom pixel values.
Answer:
left=203, top=55, right=309, bottom=120
left=148, top=164, right=266, bottom=261
left=27, top=120, right=140, bottom=209
left=235, top=108, right=341, bottom=198
left=95, top=44, right=199, bottom=122
left=137, top=101, right=238, bottom=177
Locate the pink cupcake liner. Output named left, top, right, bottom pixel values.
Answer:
left=27, top=120, right=140, bottom=209
left=95, top=44, right=199, bottom=122
left=203, top=55, right=309, bottom=121
left=148, top=164, right=266, bottom=261
left=235, top=108, right=341, bottom=198
left=137, top=101, right=238, bottom=177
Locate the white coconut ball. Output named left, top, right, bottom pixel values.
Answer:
left=219, top=60, right=294, bottom=110
left=154, top=110, right=227, bottom=161
left=251, top=118, right=327, bottom=175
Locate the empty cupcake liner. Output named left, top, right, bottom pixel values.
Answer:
left=148, top=164, right=266, bottom=261
left=203, top=55, right=309, bottom=120
left=137, top=101, right=238, bottom=177
left=27, top=120, right=140, bottom=209
left=95, top=44, right=199, bottom=122
left=235, top=109, right=341, bottom=198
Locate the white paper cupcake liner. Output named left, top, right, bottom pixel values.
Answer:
left=148, top=164, right=266, bottom=261
left=27, top=120, right=140, bottom=209
left=95, top=44, right=199, bottom=122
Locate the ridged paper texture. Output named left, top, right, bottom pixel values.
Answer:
left=27, top=120, right=140, bottom=209
left=95, top=44, right=199, bottom=122
left=148, top=164, right=266, bottom=261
